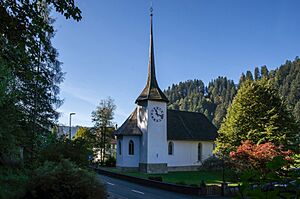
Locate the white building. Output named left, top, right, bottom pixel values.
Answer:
left=57, top=125, right=80, bottom=139
left=114, top=11, right=217, bottom=173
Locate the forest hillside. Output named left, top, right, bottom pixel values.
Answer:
left=164, top=57, right=300, bottom=128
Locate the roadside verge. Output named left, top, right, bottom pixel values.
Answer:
left=93, top=167, right=215, bottom=196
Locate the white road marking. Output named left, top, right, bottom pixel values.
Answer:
left=131, top=189, right=145, bottom=195
left=106, top=181, right=115, bottom=186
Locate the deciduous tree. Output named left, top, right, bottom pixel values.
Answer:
left=91, top=97, right=116, bottom=164
left=215, top=79, right=298, bottom=154
left=229, top=141, right=297, bottom=199
left=229, top=140, right=293, bottom=174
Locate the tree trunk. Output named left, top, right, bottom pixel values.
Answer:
left=103, top=125, right=106, bottom=164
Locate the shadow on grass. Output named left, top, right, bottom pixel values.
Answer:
left=100, top=167, right=237, bottom=186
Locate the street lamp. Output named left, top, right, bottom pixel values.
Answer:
left=69, top=112, right=76, bottom=139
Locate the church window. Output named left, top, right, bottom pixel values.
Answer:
left=118, top=140, right=121, bottom=155
left=168, top=141, right=174, bottom=155
left=198, top=143, right=202, bottom=161
left=129, top=140, right=134, bottom=155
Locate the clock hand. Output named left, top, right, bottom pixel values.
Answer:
left=154, top=109, right=161, bottom=117
left=157, top=113, right=163, bottom=119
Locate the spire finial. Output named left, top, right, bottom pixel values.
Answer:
left=150, top=1, right=153, bottom=16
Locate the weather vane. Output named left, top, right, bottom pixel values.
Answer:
left=150, top=1, right=153, bottom=16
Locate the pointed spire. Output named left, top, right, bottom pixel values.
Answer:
left=147, top=7, right=157, bottom=91
left=135, top=8, right=169, bottom=104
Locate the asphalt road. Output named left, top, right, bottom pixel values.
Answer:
left=97, top=174, right=227, bottom=199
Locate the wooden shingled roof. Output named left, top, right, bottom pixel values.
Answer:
left=167, top=110, right=217, bottom=141
left=114, top=109, right=217, bottom=141
left=114, top=108, right=142, bottom=136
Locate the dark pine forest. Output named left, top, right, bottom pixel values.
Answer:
left=164, top=57, right=300, bottom=128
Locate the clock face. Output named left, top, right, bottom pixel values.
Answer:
left=150, top=106, right=164, bottom=122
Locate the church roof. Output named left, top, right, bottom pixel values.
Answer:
left=114, top=109, right=217, bottom=141
left=114, top=108, right=142, bottom=136
left=135, top=12, right=169, bottom=104
left=167, top=110, right=217, bottom=141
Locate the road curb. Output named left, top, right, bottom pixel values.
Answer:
left=94, top=167, right=209, bottom=196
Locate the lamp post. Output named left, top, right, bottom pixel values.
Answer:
left=69, top=112, right=75, bottom=139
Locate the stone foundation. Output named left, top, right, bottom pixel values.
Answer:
left=139, top=163, right=168, bottom=174
left=116, top=166, right=139, bottom=172
left=116, top=164, right=203, bottom=173
left=167, top=165, right=200, bottom=172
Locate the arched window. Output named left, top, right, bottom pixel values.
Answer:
left=168, top=141, right=174, bottom=155
left=198, top=143, right=202, bottom=161
left=118, top=140, right=122, bottom=155
left=129, top=140, right=134, bottom=155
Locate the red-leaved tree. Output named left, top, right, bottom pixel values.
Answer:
left=229, top=140, right=293, bottom=175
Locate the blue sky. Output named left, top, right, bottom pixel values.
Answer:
left=52, top=0, right=300, bottom=127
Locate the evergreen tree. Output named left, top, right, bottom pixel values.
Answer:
left=0, top=0, right=81, bottom=162
left=239, top=73, right=246, bottom=86
left=261, top=65, right=269, bottom=78
left=164, top=58, right=300, bottom=134
left=294, top=101, right=300, bottom=124
left=273, top=57, right=300, bottom=126
left=164, top=77, right=236, bottom=128
left=254, top=67, right=260, bottom=80
left=245, top=70, right=254, bottom=81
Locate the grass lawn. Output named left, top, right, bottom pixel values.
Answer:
left=100, top=167, right=237, bottom=186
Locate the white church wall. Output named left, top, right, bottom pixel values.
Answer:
left=146, top=100, right=168, bottom=164
left=137, top=105, right=148, bottom=163
left=117, top=136, right=140, bottom=167
left=116, top=137, right=123, bottom=167
left=167, top=140, right=214, bottom=167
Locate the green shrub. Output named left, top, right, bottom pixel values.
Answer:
left=104, top=156, right=116, bottom=167
left=25, top=159, right=107, bottom=199
left=38, top=138, right=92, bottom=167
left=0, top=167, right=28, bottom=199
left=200, top=156, right=223, bottom=170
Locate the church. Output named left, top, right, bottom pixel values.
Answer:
left=114, top=11, right=217, bottom=174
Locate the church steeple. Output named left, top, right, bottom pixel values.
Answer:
left=135, top=8, right=169, bottom=104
